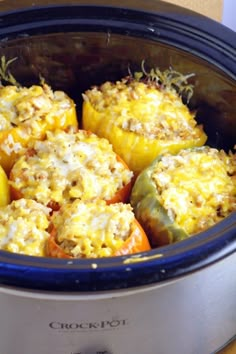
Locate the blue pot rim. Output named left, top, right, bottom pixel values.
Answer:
left=0, top=2, right=235, bottom=292
left=0, top=212, right=235, bottom=291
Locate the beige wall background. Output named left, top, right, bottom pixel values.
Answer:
left=164, top=0, right=223, bottom=21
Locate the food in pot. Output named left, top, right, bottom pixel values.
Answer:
left=46, top=199, right=151, bottom=258
left=0, top=198, right=51, bottom=256
left=82, top=65, right=207, bottom=174
left=9, top=129, right=133, bottom=210
left=131, top=146, right=236, bottom=247
left=0, top=58, right=233, bottom=258
left=0, top=82, right=77, bottom=174
left=0, top=164, right=10, bottom=206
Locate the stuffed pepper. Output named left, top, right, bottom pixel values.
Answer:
left=0, top=83, right=78, bottom=174
left=46, top=199, right=151, bottom=258
left=0, top=198, right=51, bottom=256
left=82, top=64, right=207, bottom=174
left=131, top=146, right=236, bottom=247
left=9, top=129, right=133, bottom=210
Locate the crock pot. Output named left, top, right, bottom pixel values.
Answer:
left=0, top=1, right=235, bottom=353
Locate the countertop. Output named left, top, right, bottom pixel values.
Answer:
left=218, top=339, right=236, bottom=354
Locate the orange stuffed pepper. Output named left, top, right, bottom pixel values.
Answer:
left=46, top=199, right=151, bottom=258
left=9, top=129, right=134, bottom=210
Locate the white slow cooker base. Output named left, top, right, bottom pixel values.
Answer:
left=0, top=252, right=235, bottom=354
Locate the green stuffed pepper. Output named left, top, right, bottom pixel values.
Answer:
left=130, top=146, right=236, bottom=247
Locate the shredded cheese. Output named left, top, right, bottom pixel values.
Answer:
left=10, top=129, right=133, bottom=206
left=151, top=147, right=236, bottom=235
left=0, top=199, right=51, bottom=256
left=51, top=200, right=135, bottom=258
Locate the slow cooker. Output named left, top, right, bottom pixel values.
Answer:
left=0, top=1, right=235, bottom=353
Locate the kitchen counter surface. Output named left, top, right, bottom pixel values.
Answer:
left=218, top=339, right=236, bottom=354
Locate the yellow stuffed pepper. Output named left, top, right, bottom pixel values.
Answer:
left=82, top=64, right=207, bottom=175
left=0, top=83, right=78, bottom=174
left=0, top=164, right=10, bottom=206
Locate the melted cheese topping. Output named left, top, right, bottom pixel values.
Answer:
left=0, top=199, right=51, bottom=256
left=0, top=84, right=73, bottom=130
left=52, top=200, right=135, bottom=258
left=151, top=147, right=236, bottom=235
left=84, top=79, right=204, bottom=140
left=0, top=84, right=75, bottom=157
left=10, top=130, right=133, bottom=206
